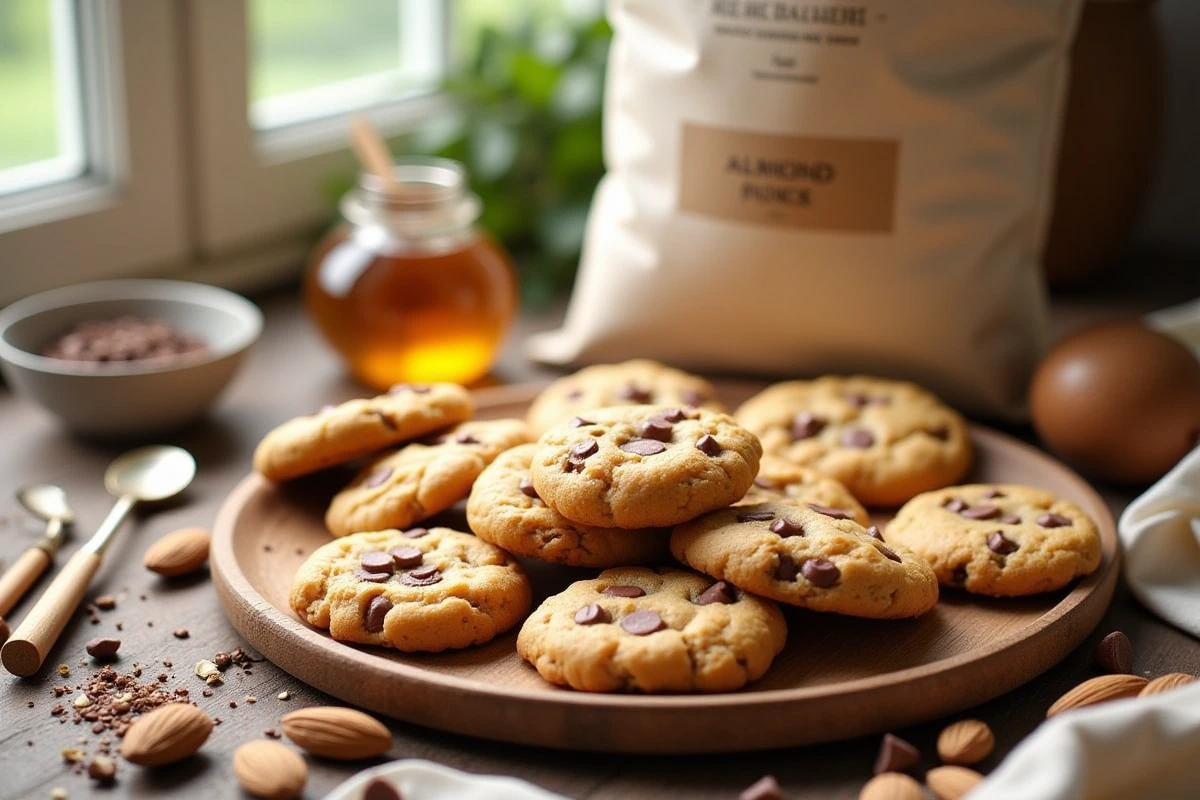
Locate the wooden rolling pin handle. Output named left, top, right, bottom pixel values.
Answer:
left=1, top=549, right=102, bottom=677
left=0, top=547, right=52, bottom=617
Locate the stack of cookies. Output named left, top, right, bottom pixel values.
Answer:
left=254, top=360, right=1103, bottom=696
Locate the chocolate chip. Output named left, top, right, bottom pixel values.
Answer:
left=388, top=546, right=424, bottom=569
left=1038, top=513, right=1071, bottom=528
left=518, top=478, right=539, bottom=499
left=987, top=532, right=1018, bottom=555
left=999, top=514, right=1021, bottom=524
left=696, top=581, right=737, bottom=605
left=400, top=565, right=442, bottom=587
left=961, top=504, right=1001, bottom=520
left=363, top=778, right=404, bottom=800
left=808, top=503, right=853, bottom=520
left=873, top=732, right=920, bottom=774
left=572, top=440, right=599, bottom=458
left=866, top=525, right=884, bottom=540
left=638, top=419, right=674, bottom=441
left=951, top=565, right=969, bottom=586
left=615, top=384, right=652, bottom=403
left=877, top=544, right=902, bottom=563
left=574, top=603, right=610, bottom=626
left=364, top=596, right=393, bottom=633
left=943, top=497, right=967, bottom=513
left=680, top=388, right=706, bottom=406
left=695, top=434, right=722, bottom=456
left=1093, top=631, right=1133, bottom=674
left=360, top=551, right=395, bottom=573
left=802, top=558, right=840, bottom=587
left=402, top=527, right=429, bottom=539
left=85, top=638, right=121, bottom=660
left=753, top=476, right=777, bottom=489
left=568, top=416, right=593, bottom=427
left=737, top=510, right=776, bottom=522
left=790, top=412, right=826, bottom=440
left=984, top=488, right=1006, bottom=499
left=739, top=775, right=785, bottom=800
left=354, top=569, right=391, bottom=583
left=620, top=438, right=667, bottom=456
left=455, top=433, right=479, bottom=444
left=651, top=407, right=686, bottom=423
left=926, top=425, right=950, bottom=441
left=776, top=553, right=799, bottom=581
left=841, top=427, right=875, bottom=448
left=845, top=392, right=873, bottom=408
left=365, top=465, right=393, bottom=488
left=619, top=610, right=666, bottom=636
left=602, top=585, right=646, bottom=598
left=769, top=517, right=804, bottom=537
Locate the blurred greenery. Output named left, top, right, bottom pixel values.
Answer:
left=409, top=3, right=611, bottom=307
left=0, top=0, right=61, bottom=170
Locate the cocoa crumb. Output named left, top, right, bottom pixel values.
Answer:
left=26, top=700, right=34, bottom=708
left=156, top=674, right=167, bottom=683
left=229, top=701, right=237, bottom=709
left=201, top=689, right=213, bottom=698
left=172, top=629, right=189, bottom=639
left=264, top=728, right=281, bottom=739
left=94, top=595, right=117, bottom=610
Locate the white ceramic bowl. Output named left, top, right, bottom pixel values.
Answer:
left=0, top=279, right=262, bottom=437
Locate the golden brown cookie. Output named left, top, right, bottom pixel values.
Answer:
left=734, top=376, right=971, bottom=506
left=739, top=456, right=870, bottom=525
left=529, top=405, right=762, bottom=529
left=325, top=418, right=531, bottom=536
left=290, top=527, right=531, bottom=652
left=526, top=359, right=725, bottom=434
left=466, top=444, right=670, bottom=567
left=253, top=383, right=473, bottom=482
left=883, top=483, right=1102, bottom=596
left=671, top=502, right=939, bottom=618
left=516, top=567, right=786, bottom=692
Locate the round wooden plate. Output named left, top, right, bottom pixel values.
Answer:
left=211, top=382, right=1119, bottom=754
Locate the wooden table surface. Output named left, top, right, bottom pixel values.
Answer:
left=1, top=271, right=1198, bottom=800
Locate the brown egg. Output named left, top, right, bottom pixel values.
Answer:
left=1030, top=320, right=1200, bottom=484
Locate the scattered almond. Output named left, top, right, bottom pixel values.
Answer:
left=143, top=527, right=211, bottom=577
left=280, top=706, right=392, bottom=760
left=860, top=771, right=925, bottom=800
left=119, top=703, right=213, bottom=766
left=926, top=765, right=983, bottom=800
left=233, top=740, right=307, bottom=800
left=1139, top=673, right=1196, bottom=697
left=1046, top=674, right=1148, bottom=717
left=936, top=719, right=993, bottom=765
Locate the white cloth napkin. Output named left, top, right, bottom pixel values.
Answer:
left=328, top=759, right=566, bottom=800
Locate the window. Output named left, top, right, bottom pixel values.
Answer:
left=0, top=0, right=85, bottom=196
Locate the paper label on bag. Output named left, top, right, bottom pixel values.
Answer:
left=679, top=123, right=897, bottom=232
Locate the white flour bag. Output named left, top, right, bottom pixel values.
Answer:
left=528, top=0, right=1085, bottom=417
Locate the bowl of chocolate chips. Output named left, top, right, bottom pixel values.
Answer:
left=0, top=279, right=262, bottom=437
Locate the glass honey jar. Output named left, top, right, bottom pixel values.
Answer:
left=304, top=158, right=517, bottom=389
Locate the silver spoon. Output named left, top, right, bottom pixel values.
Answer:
left=1, top=446, right=196, bottom=677
left=0, top=485, right=75, bottom=620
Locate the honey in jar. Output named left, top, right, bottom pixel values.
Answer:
left=304, top=158, right=516, bottom=389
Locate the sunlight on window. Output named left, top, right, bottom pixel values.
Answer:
left=0, top=0, right=85, bottom=195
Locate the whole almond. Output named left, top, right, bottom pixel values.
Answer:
left=233, top=740, right=307, bottom=799
left=119, top=703, right=213, bottom=766
left=1046, top=674, right=1148, bottom=717
left=143, top=528, right=211, bottom=577
left=936, top=719, right=994, bottom=765
left=860, top=771, right=925, bottom=800
left=280, top=706, right=391, bottom=760
left=926, top=766, right=983, bottom=800
left=1139, top=673, right=1196, bottom=697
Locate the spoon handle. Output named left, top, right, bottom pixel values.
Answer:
left=1, top=548, right=102, bottom=676
left=0, top=547, right=52, bottom=618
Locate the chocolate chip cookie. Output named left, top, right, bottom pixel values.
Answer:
left=671, top=502, right=939, bottom=618
left=734, top=376, right=971, bottom=506
left=529, top=405, right=762, bottom=529
left=526, top=359, right=725, bottom=434
left=466, top=444, right=670, bottom=567
left=739, top=456, right=870, bottom=525
left=884, top=484, right=1102, bottom=597
left=253, top=383, right=474, bottom=482
left=325, top=419, right=532, bottom=536
left=290, top=527, right=531, bottom=652
left=516, top=567, right=786, bottom=692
